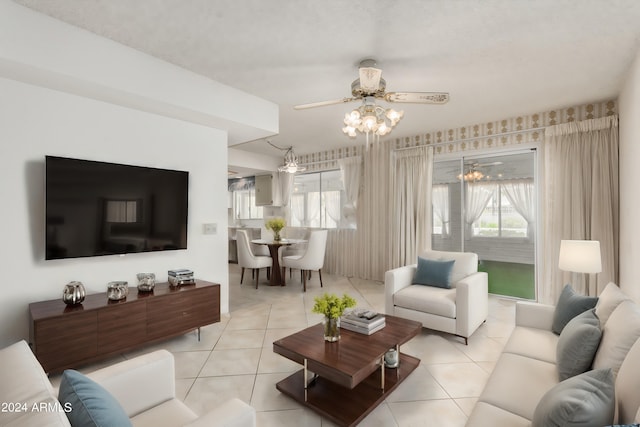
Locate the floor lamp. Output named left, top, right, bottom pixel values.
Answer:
left=558, top=240, right=602, bottom=295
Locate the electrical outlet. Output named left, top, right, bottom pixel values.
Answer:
left=203, top=223, right=217, bottom=235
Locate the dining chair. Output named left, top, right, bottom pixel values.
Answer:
left=281, top=229, right=328, bottom=292
left=236, top=229, right=272, bottom=289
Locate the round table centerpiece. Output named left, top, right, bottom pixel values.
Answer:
left=312, top=292, right=356, bottom=342
left=265, top=217, right=286, bottom=241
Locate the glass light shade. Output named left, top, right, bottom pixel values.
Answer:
left=558, top=240, right=602, bottom=274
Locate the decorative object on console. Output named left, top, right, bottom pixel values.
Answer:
left=168, top=269, right=194, bottom=286
left=265, top=217, right=286, bottom=241
left=311, top=292, right=356, bottom=342
left=136, top=273, right=156, bottom=292
left=107, top=281, right=129, bottom=301
left=62, top=281, right=85, bottom=305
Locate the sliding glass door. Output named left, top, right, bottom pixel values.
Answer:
left=432, top=151, right=537, bottom=299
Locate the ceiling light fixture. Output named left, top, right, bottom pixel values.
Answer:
left=342, top=96, right=403, bottom=150
left=458, top=168, right=485, bottom=182
left=266, top=140, right=307, bottom=174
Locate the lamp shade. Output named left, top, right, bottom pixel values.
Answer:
left=558, top=240, right=602, bottom=274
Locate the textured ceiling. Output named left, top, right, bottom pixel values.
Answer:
left=13, top=0, right=640, bottom=158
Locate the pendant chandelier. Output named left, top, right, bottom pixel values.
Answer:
left=458, top=168, right=484, bottom=182
left=342, top=97, right=403, bottom=149
left=277, top=147, right=306, bottom=174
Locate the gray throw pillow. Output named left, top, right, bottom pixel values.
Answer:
left=552, top=284, right=598, bottom=335
left=412, top=257, right=455, bottom=289
left=557, top=309, right=602, bottom=381
left=532, top=368, right=615, bottom=427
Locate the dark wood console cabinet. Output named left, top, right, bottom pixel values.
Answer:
left=29, top=280, right=220, bottom=373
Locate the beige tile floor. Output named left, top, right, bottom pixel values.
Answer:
left=52, top=264, right=517, bottom=427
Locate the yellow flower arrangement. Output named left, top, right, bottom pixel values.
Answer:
left=265, top=217, right=286, bottom=240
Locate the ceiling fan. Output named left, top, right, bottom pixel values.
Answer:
left=293, top=58, right=449, bottom=110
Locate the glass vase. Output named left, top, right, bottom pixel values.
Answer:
left=273, top=230, right=281, bottom=241
left=323, top=316, right=340, bottom=342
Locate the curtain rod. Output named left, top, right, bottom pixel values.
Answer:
left=298, top=126, right=546, bottom=165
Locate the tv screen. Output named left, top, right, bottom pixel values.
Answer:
left=45, top=156, right=189, bottom=260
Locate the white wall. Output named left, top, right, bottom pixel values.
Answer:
left=0, top=3, right=277, bottom=347
left=0, top=77, right=229, bottom=347
left=618, top=49, right=640, bottom=302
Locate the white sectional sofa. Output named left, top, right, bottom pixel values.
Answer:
left=0, top=340, right=256, bottom=427
left=466, top=283, right=640, bottom=426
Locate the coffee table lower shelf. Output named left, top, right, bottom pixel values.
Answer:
left=276, top=353, right=420, bottom=427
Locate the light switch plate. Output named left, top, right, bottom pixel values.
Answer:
left=203, top=223, right=217, bottom=234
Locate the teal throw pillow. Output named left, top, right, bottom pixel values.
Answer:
left=557, top=309, right=602, bottom=381
left=413, top=257, right=455, bottom=289
left=532, top=368, right=615, bottom=427
left=58, top=369, right=132, bottom=427
left=552, top=284, right=598, bottom=335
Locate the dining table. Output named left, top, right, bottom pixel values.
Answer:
left=251, top=238, right=306, bottom=286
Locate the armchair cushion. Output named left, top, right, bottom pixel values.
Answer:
left=413, top=257, right=455, bottom=288
left=58, top=370, right=132, bottom=427
left=394, top=285, right=457, bottom=318
left=419, top=250, right=478, bottom=284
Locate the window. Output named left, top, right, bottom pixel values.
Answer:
left=228, top=176, right=263, bottom=220
left=233, top=189, right=263, bottom=220
left=432, top=185, right=450, bottom=236
left=290, top=170, right=344, bottom=228
left=471, top=183, right=528, bottom=238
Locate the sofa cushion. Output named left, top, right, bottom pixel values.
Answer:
left=552, top=284, right=598, bottom=335
left=532, top=368, right=615, bottom=427
left=418, top=250, right=478, bottom=284
left=502, top=326, right=558, bottom=364
left=596, top=282, right=632, bottom=326
left=465, top=401, right=531, bottom=427
left=58, top=369, right=133, bottom=427
left=393, top=285, right=456, bottom=318
left=557, top=309, right=602, bottom=381
left=129, top=398, right=197, bottom=427
left=593, top=300, right=640, bottom=375
left=479, top=352, right=558, bottom=420
left=413, top=257, right=455, bottom=288
left=615, top=334, right=640, bottom=424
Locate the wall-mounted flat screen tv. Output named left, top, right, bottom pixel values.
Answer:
left=45, top=156, right=189, bottom=260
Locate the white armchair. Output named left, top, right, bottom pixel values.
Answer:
left=384, top=250, right=488, bottom=344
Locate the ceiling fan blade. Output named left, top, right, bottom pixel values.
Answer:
left=384, top=92, right=450, bottom=104
left=294, top=97, right=358, bottom=110
left=358, top=66, right=383, bottom=92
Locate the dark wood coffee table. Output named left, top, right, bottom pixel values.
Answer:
left=273, top=315, right=421, bottom=427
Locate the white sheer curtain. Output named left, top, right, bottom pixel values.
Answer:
left=464, top=183, right=495, bottom=235
left=324, top=191, right=341, bottom=227
left=291, top=193, right=305, bottom=226
left=502, top=179, right=535, bottom=238
left=338, top=156, right=362, bottom=229
left=390, top=146, right=433, bottom=268
left=278, top=171, right=294, bottom=207
left=541, top=115, right=619, bottom=303
left=432, top=185, right=450, bottom=236
left=307, top=192, right=320, bottom=227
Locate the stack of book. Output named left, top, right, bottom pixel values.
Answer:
left=168, top=269, right=195, bottom=286
left=341, top=309, right=386, bottom=335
